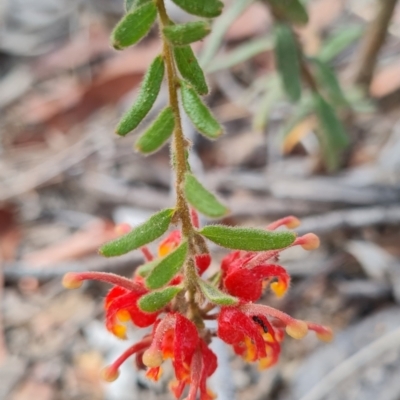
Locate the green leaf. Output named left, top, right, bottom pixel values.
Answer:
left=111, top=2, right=157, bottom=50
left=136, top=260, right=158, bottom=278
left=207, top=35, right=273, bottom=73
left=100, top=209, right=174, bottom=257
left=310, top=58, right=349, bottom=108
left=125, top=0, right=151, bottom=12
left=200, top=0, right=253, bottom=68
left=267, top=0, right=309, bottom=26
left=171, top=0, right=223, bottom=18
left=184, top=173, right=228, bottom=218
left=312, top=93, right=349, bottom=171
left=318, top=26, right=363, bottom=63
left=174, top=46, right=208, bottom=95
left=198, top=279, right=238, bottom=305
left=116, top=55, right=165, bottom=136
left=163, top=21, right=211, bottom=47
left=199, top=225, right=296, bottom=251
left=146, top=242, right=188, bottom=289
left=138, top=286, right=183, bottom=313
left=135, top=107, right=175, bottom=154
left=180, top=81, right=222, bottom=139
left=274, top=23, right=302, bottom=102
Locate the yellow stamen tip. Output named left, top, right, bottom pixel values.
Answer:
left=270, top=281, right=287, bottom=297
left=285, top=217, right=301, bottom=229
left=62, top=273, right=82, bottom=289
left=117, top=309, right=131, bottom=323
left=316, top=328, right=334, bottom=342
left=101, top=366, right=120, bottom=382
left=142, top=349, right=163, bottom=368
left=301, top=233, right=320, bottom=250
left=286, top=320, right=308, bottom=339
left=112, top=324, right=127, bottom=340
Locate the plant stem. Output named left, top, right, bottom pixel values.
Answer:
left=156, top=0, right=203, bottom=326
left=353, top=0, right=399, bottom=89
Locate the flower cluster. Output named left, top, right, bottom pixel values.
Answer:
left=63, top=214, right=332, bottom=400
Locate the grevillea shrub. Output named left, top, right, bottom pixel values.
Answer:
left=62, top=1, right=333, bottom=399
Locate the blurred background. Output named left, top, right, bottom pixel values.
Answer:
left=1, top=0, right=400, bottom=399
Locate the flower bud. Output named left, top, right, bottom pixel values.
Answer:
left=286, top=320, right=308, bottom=339
left=297, top=233, right=320, bottom=250
left=142, top=348, right=163, bottom=368
left=62, top=272, right=83, bottom=289
left=101, top=366, right=120, bottom=382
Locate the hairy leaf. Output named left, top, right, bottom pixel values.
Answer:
left=199, top=225, right=296, bottom=251
left=171, top=0, right=223, bottom=18
left=100, top=209, right=174, bottom=257
left=135, top=107, right=175, bottom=154
left=125, top=0, right=151, bottom=12
left=146, top=242, right=188, bottom=289
left=138, top=286, right=183, bottom=313
left=180, top=81, right=222, bottom=139
left=184, top=173, right=228, bottom=218
left=174, top=46, right=208, bottom=95
left=116, top=55, right=165, bottom=136
left=111, top=2, right=157, bottom=49
left=274, top=23, right=302, bottom=102
left=164, top=21, right=211, bottom=46
left=198, top=279, right=238, bottom=305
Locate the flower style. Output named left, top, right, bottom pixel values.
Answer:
left=63, top=215, right=332, bottom=399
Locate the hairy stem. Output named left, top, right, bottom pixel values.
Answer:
left=156, top=0, right=203, bottom=325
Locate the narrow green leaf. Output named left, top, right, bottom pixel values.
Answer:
left=313, top=93, right=349, bottom=149
left=310, top=58, right=349, bottom=108
left=174, top=46, right=208, bottom=95
left=318, top=26, right=363, bottom=63
left=163, top=21, right=211, bottom=47
left=274, top=23, right=302, bottom=102
left=125, top=0, right=151, bottom=12
left=136, top=260, right=158, bottom=278
left=146, top=242, right=188, bottom=289
left=171, top=0, right=223, bottom=18
left=100, top=209, right=174, bottom=257
left=184, top=173, right=228, bottom=218
left=198, top=279, right=238, bottom=306
left=116, top=55, right=165, bottom=136
left=111, top=2, right=157, bottom=49
left=135, top=107, right=175, bottom=154
left=180, top=81, right=222, bottom=139
left=200, top=0, right=253, bottom=68
left=267, top=0, right=309, bottom=26
left=312, top=93, right=349, bottom=171
left=207, top=35, right=273, bottom=73
left=199, top=225, right=296, bottom=251
left=138, top=286, right=183, bottom=313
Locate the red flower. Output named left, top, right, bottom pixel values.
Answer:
left=142, top=313, right=217, bottom=400
left=105, top=285, right=158, bottom=338
left=221, top=217, right=320, bottom=301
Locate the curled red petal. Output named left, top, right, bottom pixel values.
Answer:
left=174, top=314, right=199, bottom=380
left=217, top=307, right=266, bottom=359
left=195, top=254, right=211, bottom=275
